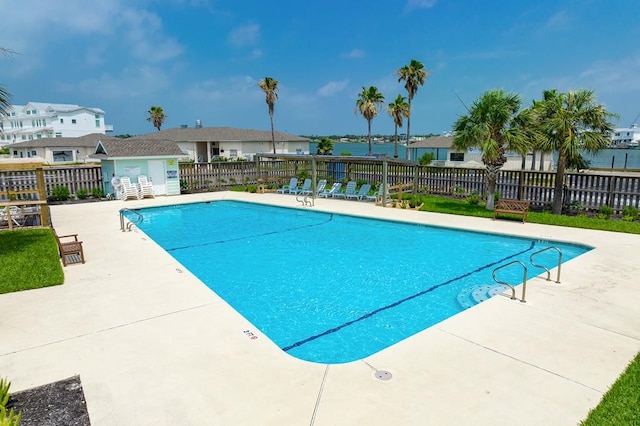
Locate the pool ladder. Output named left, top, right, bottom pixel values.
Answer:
left=296, top=191, right=314, bottom=207
left=491, top=247, right=563, bottom=303
left=119, top=208, right=143, bottom=231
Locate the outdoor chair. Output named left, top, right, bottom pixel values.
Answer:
left=346, top=184, right=371, bottom=201
left=292, top=178, right=312, bottom=195
left=319, top=182, right=341, bottom=198
left=54, top=230, right=86, bottom=266
left=299, top=179, right=327, bottom=196
left=334, top=181, right=357, bottom=199
left=120, top=177, right=141, bottom=200
left=137, top=175, right=155, bottom=198
left=367, top=184, right=390, bottom=204
left=277, top=177, right=298, bottom=194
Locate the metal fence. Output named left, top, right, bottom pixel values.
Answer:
left=21, top=159, right=640, bottom=213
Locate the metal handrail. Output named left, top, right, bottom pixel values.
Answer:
left=119, top=208, right=143, bottom=231
left=492, top=260, right=528, bottom=303
left=296, top=191, right=314, bottom=207
left=530, top=247, right=562, bottom=283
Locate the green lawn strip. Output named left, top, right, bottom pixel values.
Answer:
left=416, top=195, right=640, bottom=234
left=0, top=228, right=64, bottom=294
left=580, top=351, right=640, bottom=425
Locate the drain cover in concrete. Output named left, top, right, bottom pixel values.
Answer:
left=375, top=370, right=392, bottom=381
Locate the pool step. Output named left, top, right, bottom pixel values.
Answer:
left=457, top=284, right=511, bottom=309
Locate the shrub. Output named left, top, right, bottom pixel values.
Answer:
left=1, top=377, right=22, bottom=425
left=50, top=185, right=71, bottom=201
left=466, top=191, right=480, bottom=205
left=622, top=206, right=638, bottom=222
left=92, top=186, right=105, bottom=199
left=493, top=191, right=502, bottom=202
left=180, top=179, right=189, bottom=191
left=598, top=205, right=614, bottom=220
left=76, top=188, right=88, bottom=199
left=340, top=151, right=352, bottom=156
left=418, top=152, right=435, bottom=165
left=247, top=185, right=257, bottom=193
left=356, top=179, right=368, bottom=187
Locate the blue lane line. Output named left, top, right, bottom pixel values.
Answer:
left=165, top=214, right=334, bottom=252
left=282, top=241, right=536, bottom=352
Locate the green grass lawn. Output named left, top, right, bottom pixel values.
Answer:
left=0, top=228, right=64, bottom=294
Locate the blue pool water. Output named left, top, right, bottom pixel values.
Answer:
left=125, top=201, right=591, bottom=364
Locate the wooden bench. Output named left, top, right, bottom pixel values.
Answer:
left=54, top=230, right=86, bottom=266
left=493, top=199, right=530, bottom=223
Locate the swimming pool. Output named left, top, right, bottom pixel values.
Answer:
left=125, top=201, right=591, bottom=364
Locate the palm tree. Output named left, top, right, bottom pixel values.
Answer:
left=258, top=77, right=279, bottom=154
left=452, top=89, right=532, bottom=210
left=535, top=89, right=616, bottom=214
left=316, top=137, right=334, bottom=155
left=147, top=106, right=167, bottom=131
left=397, top=59, right=428, bottom=160
left=355, top=86, right=385, bottom=156
left=0, top=47, right=14, bottom=118
left=387, top=95, right=410, bottom=158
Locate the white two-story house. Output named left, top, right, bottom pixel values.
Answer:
left=0, top=102, right=113, bottom=147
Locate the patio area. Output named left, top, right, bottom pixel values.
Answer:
left=1, top=191, right=639, bottom=425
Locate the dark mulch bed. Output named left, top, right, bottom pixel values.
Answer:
left=6, top=375, right=90, bottom=425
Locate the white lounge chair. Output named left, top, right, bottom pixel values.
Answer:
left=299, top=179, right=327, bottom=196
left=346, top=184, right=371, bottom=201
left=277, top=177, right=298, bottom=194
left=138, top=175, right=155, bottom=198
left=334, top=181, right=357, bottom=199
left=292, top=178, right=312, bottom=195
left=319, top=182, right=341, bottom=198
left=367, top=183, right=390, bottom=204
left=120, top=176, right=141, bottom=200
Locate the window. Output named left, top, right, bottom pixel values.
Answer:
left=60, top=119, right=64, bottom=124
left=450, top=152, right=465, bottom=161
left=229, top=149, right=238, bottom=158
left=71, top=119, right=77, bottom=124
left=52, top=150, right=73, bottom=162
left=26, top=110, right=31, bottom=115
left=32, top=109, right=36, bottom=114
left=55, top=132, right=62, bottom=138
left=31, top=150, right=37, bottom=156
left=95, top=119, right=100, bottom=127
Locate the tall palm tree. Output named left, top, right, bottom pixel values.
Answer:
left=536, top=89, right=615, bottom=214
left=356, top=86, right=385, bottom=156
left=397, top=59, right=428, bottom=160
left=0, top=47, right=14, bottom=119
left=386, top=94, right=410, bottom=158
left=258, top=77, right=279, bottom=154
left=147, top=106, right=167, bottom=131
left=452, top=89, right=532, bottom=210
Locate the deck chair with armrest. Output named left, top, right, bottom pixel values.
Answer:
left=334, top=181, right=357, bottom=199
left=291, top=178, right=312, bottom=195
left=137, top=175, right=155, bottom=198
left=318, top=182, right=341, bottom=198
left=277, top=177, right=298, bottom=194
left=346, top=183, right=371, bottom=201
left=54, top=230, right=86, bottom=266
left=120, top=176, right=141, bottom=200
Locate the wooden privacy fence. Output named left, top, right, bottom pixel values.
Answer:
left=31, top=157, right=640, bottom=213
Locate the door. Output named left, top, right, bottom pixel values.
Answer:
left=148, top=160, right=166, bottom=195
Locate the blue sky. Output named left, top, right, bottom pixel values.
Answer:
left=1, top=0, right=639, bottom=137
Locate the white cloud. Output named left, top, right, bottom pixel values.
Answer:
left=343, top=49, right=365, bottom=59
left=405, top=0, right=437, bottom=12
left=317, top=80, right=349, bottom=97
left=228, top=23, right=261, bottom=47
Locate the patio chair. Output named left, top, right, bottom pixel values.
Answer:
left=318, top=182, right=341, bottom=198
left=277, top=177, right=298, bottom=194
left=0, top=206, right=24, bottom=227
left=299, top=179, right=327, bottom=196
left=291, top=178, right=312, bottom=195
left=54, top=230, right=85, bottom=266
left=334, top=181, right=357, bottom=199
left=346, top=184, right=371, bottom=201
left=367, top=184, right=390, bottom=204
left=137, top=175, right=155, bottom=198
left=120, top=177, right=141, bottom=201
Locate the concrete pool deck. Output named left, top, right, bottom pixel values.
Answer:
left=1, top=191, right=639, bottom=425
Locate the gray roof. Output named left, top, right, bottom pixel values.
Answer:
left=408, top=136, right=454, bottom=149
left=91, top=138, right=184, bottom=159
left=8, top=133, right=118, bottom=148
left=136, top=127, right=309, bottom=142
